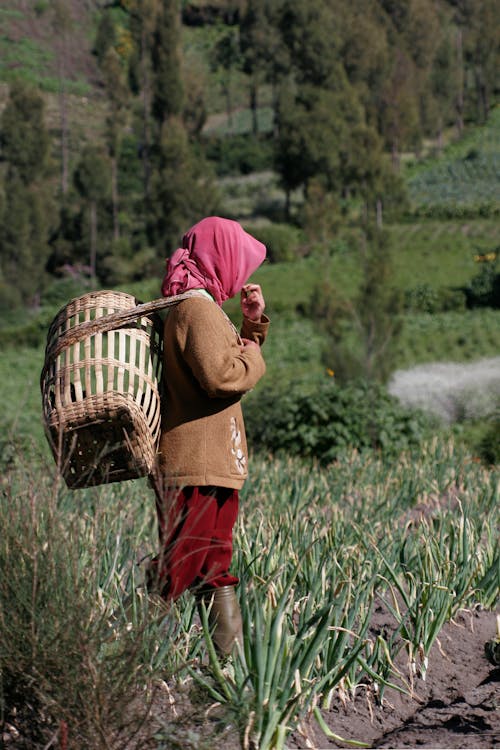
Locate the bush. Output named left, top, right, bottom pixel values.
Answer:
left=203, top=133, right=274, bottom=176
left=404, top=284, right=466, bottom=313
left=244, top=378, right=433, bottom=463
left=0, top=316, right=51, bottom=348
left=245, top=222, right=302, bottom=263
left=476, top=406, right=500, bottom=465
left=464, top=261, right=500, bottom=309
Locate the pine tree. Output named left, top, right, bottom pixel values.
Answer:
left=100, top=47, right=130, bottom=241
left=309, top=225, right=403, bottom=384
left=51, top=0, right=74, bottom=197
left=74, top=146, right=110, bottom=280
left=151, top=0, right=184, bottom=124
left=148, top=118, right=219, bottom=255
left=0, top=81, right=52, bottom=307
left=0, top=80, right=50, bottom=185
left=128, top=0, right=161, bottom=198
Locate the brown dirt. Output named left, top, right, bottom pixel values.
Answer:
left=291, top=607, right=499, bottom=750
left=140, top=607, right=499, bottom=750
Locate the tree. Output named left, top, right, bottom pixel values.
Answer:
left=51, top=0, right=74, bottom=197
left=74, top=146, right=110, bottom=280
left=429, top=28, right=460, bottom=147
left=336, top=0, right=391, bottom=128
left=100, top=47, right=130, bottom=240
left=378, top=48, right=421, bottom=165
left=309, top=225, right=403, bottom=384
left=278, top=0, right=341, bottom=86
left=151, top=0, right=184, bottom=124
left=463, top=0, right=499, bottom=122
left=0, top=80, right=50, bottom=185
left=446, top=0, right=499, bottom=125
left=94, top=9, right=116, bottom=66
left=209, top=24, right=241, bottom=131
left=341, top=124, right=408, bottom=226
left=148, top=117, right=220, bottom=255
left=239, top=0, right=287, bottom=134
left=0, top=81, right=53, bottom=307
left=274, top=78, right=364, bottom=214
left=128, top=0, right=161, bottom=198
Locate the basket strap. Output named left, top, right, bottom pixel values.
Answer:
left=44, top=290, right=207, bottom=361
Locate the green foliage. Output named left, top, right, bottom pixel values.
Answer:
left=152, top=0, right=184, bottom=123
left=275, top=78, right=364, bottom=198
left=149, top=117, right=220, bottom=254
left=244, top=222, right=302, bottom=263
left=204, top=133, right=274, bottom=176
left=404, top=284, right=466, bottom=314
left=465, top=257, right=500, bottom=309
left=94, top=9, right=116, bottom=65
left=476, top=413, right=500, bottom=465
left=74, top=145, right=110, bottom=200
left=100, top=241, right=159, bottom=286
left=308, top=226, right=404, bottom=383
left=0, top=79, right=50, bottom=184
left=0, top=81, right=53, bottom=305
left=0, top=470, right=190, bottom=748
left=245, top=379, right=433, bottom=463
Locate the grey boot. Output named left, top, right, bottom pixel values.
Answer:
left=197, top=585, right=243, bottom=655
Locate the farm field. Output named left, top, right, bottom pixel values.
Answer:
left=1, top=445, right=498, bottom=748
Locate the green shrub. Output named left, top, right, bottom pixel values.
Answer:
left=465, top=260, right=500, bottom=309
left=404, top=284, right=466, bottom=313
left=477, top=412, right=500, bottom=465
left=204, top=133, right=274, bottom=176
left=40, top=277, right=94, bottom=311
left=245, top=379, right=433, bottom=462
left=246, top=222, right=303, bottom=263
left=0, top=317, right=51, bottom=349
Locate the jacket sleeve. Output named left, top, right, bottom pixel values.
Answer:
left=241, top=314, right=270, bottom=346
left=176, top=298, right=267, bottom=398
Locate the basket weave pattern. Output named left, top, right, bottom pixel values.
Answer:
left=41, top=291, right=163, bottom=488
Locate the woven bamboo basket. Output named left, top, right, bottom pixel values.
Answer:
left=41, top=289, right=197, bottom=489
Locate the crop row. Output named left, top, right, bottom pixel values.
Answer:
left=1, top=441, right=497, bottom=748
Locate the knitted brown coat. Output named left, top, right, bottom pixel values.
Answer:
left=157, top=295, right=269, bottom=489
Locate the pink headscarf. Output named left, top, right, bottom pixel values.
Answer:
left=161, top=217, right=266, bottom=306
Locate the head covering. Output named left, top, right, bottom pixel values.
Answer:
left=161, top=217, right=266, bottom=306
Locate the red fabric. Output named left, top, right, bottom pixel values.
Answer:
left=149, top=486, right=239, bottom=600
left=161, top=216, right=266, bottom=306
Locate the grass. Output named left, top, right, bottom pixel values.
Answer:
left=1, top=441, right=497, bottom=748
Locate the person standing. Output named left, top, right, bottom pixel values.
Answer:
left=149, top=216, right=269, bottom=654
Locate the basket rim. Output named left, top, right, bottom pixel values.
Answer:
left=44, top=289, right=209, bottom=361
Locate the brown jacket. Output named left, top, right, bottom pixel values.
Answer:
left=157, top=295, right=269, bottom=489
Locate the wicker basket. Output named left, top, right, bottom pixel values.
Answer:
left=41, top=289, right=196, bottom=489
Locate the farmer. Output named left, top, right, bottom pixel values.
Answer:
left=148, top=216, right=269, bottom=654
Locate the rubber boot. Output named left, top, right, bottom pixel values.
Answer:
left=197, top=585, right=243, bottom=656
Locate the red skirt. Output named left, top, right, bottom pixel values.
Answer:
left=148, top=485, right=239, bottom=600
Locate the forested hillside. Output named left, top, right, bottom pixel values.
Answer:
left=0, top=0, right=498, bottom=308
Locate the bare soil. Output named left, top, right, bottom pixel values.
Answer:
left=138, top=606, right=499, bottom=750
left=291, top=607, right=499, bottom=749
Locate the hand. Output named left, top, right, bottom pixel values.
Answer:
left=241, top=337, right=259, bottom=352
left=241, top=283, right=265, bottom=322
